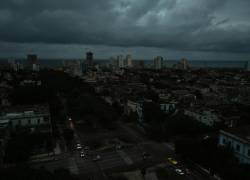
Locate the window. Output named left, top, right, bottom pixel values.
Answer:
left=37, top=118, right=40, bottom=124
left=222, top=138, right=226, bottom=144
left=248, top=149, right=250, bottom=157
left=228, top=141, right=231, bottom=146
left=28, top=119, right=31, bottom=124
left=18, top=120, right=21, bottom=125
left=236, top=144, right=241, bottom=152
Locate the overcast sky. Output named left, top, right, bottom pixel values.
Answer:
left=0, top=0, right=250, bottom=60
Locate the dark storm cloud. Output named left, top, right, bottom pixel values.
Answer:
left=0, top=0, right=250, bottom=53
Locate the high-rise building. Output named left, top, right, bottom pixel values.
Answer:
left=125, top=54, right=133, bottom=68
left=173, top=58, right=190, bottom=70
left=8, top=59, right=23, bottom=72
left=27, top=54, right=39, bottom=71
left=179, top=58, right=189, bottom=70
left=27, top=54, right=38, bottom=64
left=86, top=51, right=94, bottom=68
left=117, top=55, right=124, bottom=68
left=154, top=56, right=163, bottom=70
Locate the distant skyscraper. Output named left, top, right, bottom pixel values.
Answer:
left=154, top=56, right=163, bottom=70
left=125, top=54, right=133, bottom=68
left=86, top=51, right=94, bottom=68
left=27, top=54, right=37, bottom=64
left=8, top=59, right=21, bottom=72
left=180, top=58, right=189, bottom=70
left=174, top=58, right=190, bottom=70
left=27, top=54, right=39, bottom=71
left=117, top=55, right=124, bottom=68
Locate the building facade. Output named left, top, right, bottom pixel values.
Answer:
left=117, top=55, right=125, bottom=68
left=0, top=105, right=51, bottom=133
left=27, top=54, right=39, bottom=71
left=218, top=127, right=250, bottom=164
left=154, top=56, right=164, bottom=70
left=125, top=55, right=133, bottom=68
left=86, top=51, right=94, bottom=68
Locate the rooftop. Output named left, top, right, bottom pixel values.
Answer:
left=0, top=104, right=50, bottom=120
left=1, top=104, right=49, bottom=114
left=221, top=126, right=250, bottom=143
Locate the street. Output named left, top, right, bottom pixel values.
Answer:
left=32, top=141, right=215, bottom=180
left=30, top=120, right=216, bottom=180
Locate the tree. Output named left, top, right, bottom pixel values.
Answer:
left=63, top=128, right=74, bottom=148
left=143, top=102, right=166, bottom=141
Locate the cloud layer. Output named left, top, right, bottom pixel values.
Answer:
left=0, top=0, right=250, bottom=58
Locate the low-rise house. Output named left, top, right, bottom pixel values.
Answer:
left=218, top=126, right=250, bottom=164
left=0, top=105, right=51, bottom=133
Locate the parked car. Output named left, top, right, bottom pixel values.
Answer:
left=175, top=169, right=185, bottom=175
left=80, top=151, right=85, bottom=158
left=76, top=143, right=82, bottom=150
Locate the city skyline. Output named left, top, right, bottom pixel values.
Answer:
left=0, top=0, right=250, bottom=60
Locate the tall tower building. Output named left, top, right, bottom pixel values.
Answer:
left=117, top=55, right=124, bottom=68
left=174, top=58, right=190, bottom=70
left=125, top=54, right=133, bottom=68
left=180, top=58, right=189, bottom=70
left=154, top=56, right=163, bottom=70
left=86, top=51, right=94, bottom=68
left=27, top=54, right=38, bottom=64
left=27, top=54, right=39, bottom=71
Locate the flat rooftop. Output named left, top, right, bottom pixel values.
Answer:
left=221, top=126, right=250, bottom=143
left=0, top=104, right=49, bottom=115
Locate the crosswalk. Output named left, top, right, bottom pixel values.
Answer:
left=73, top=150, right=127, bottom=174
left=32, top=145, right=149, bottom=176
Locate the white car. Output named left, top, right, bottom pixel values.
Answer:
left=76, top=143, right=82, bottom=150
left=80, top=151, right=85, bottom=158
left=175, top=169, right=185, bottom=175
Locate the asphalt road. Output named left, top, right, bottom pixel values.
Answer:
left=31, top=142, right=215, bottom=180
left=31, top=120, right=215, bottom=180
